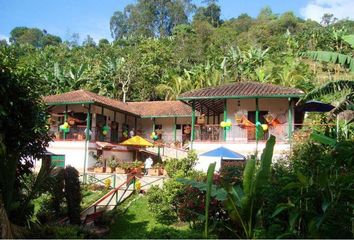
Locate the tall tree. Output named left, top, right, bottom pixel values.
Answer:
left=9, top=27, right=61, bottom=47
left=110, top=0, right=194, bottom=39
left=193, top=1, right=222, bottom=27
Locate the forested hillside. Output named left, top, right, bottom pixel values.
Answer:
left=1, top=0, right=354, bottom=102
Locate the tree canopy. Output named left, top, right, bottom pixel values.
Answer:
left=1, top=2, right=354, bottom=103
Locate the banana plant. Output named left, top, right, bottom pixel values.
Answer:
left=178, top=135, right=276, bottom=238
left=300, top=80, right=354, bottom=118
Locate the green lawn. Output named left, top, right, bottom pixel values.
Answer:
left=81, top=187, right=109, bottom=210
left=107, top=194, right=202, bottom=239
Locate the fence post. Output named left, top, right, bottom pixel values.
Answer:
left=133, top=176, right=136, bottom=192
left=115, top=189, right=118, bottom=204
left=113, top=173, right=116, bottom=188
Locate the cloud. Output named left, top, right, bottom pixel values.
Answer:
left=300, top=0, right=354, bottom=22
left=0, top=34, right=8, bottom=42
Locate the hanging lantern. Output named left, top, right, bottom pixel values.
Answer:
left=261, top=124, right=268, bottom=131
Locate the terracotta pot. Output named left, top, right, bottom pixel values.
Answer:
left=115, top=167, right=127, bottom=174
left=94, top=167, right=105, bottom=173
left=148, top=168, right=161, bottom=176
left=107, top=167, right=116, bottom=173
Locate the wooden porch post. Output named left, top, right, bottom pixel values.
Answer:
left=207, top=108, right=210, bottom=124
left=223, top=99, right=227, bottom=141
left=191, top=100, right=196, bottom=149
left=63, top=104, right=68, bottom=140
left=134, top=117, right=137, bottom=131
left=83, top=104, right=91, bottom=184
left=114, top=111, right=117, bottom=142
left=152, top=118, right=156, bottom=132
left=288, top=98, right=293, bottom=143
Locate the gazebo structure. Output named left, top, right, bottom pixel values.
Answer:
left=178, top=81, right=305, bottom=153
left=196, top=147, right=245, bottom=172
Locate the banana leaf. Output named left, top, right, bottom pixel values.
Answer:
left=310, top=132, right=336, bottom=146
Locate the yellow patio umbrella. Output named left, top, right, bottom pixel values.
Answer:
left=120, top=136, right=154, bottom=161
left=120, top=136, right=154, bottom=147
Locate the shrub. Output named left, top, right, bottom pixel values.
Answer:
left=164, top=151, right=198, bottom=178
left=50, top=167, right=65, bottom=215
left=147, top=184, right=178, bottom=224
left=64, top=166, right=82, bottom=225
left=220, top=164, right=245, bottom=185
left=107, top=156, right=119, bottom=169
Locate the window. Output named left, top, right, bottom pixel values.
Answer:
left=176, top=124, right=181, bottom=130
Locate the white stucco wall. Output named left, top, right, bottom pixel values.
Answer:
left=45, top=141, right=97, bottom=171
left=102, top=150, right=134, bottom=162
left=195, top=156, right=222, bottom=172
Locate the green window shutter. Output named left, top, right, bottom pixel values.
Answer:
left=51, top=155, right=65, bottom=167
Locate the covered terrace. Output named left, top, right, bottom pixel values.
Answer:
left=178, top=81, right=305, bottom=147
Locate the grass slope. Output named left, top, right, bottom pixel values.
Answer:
left=108, top=194, right=202, bottom=239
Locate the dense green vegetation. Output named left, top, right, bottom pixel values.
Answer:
left=2, top=1, right=354, bottom=103
left=144, top=136, right=353, bottom=239
left=1, top=0, right=354, bottom=238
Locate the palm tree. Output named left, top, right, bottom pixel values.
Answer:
left=156, top=74, right=192, bottom=100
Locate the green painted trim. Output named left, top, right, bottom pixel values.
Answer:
left=140, top=115, right=192, bottom=118
left=255, top=98, right=259, bottom=141
left=83, top=103, right=91, bottom=184
left=191, top=101, right=196, bottom=149
left=178, top=94, right=303, bottom=101
left=46, top=101, right=140, bottom=118
left=174, top=117, right=177, bottom=142
left=288, top=98, right=292, bottom=142
left=63, top=105, right=68, bottom=140
left=46, top=101, right=94, bottom=106
left=223, top=99, right=227, bottom=141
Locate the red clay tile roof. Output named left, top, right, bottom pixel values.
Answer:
left=126, top=101, right=194, bottom=117
left=178, top=81, right=304, bottom=99
left=43, top=90, right=194, bottom=118
left=43, top=90, right=138, bottom=116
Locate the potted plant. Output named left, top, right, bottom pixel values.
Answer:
left=115, top=161, right=126, bottom=174
left=116, top=161, right=131, bottom=174
left=94, top=156, right=105, bottom=173
left=132, top=160, right=143, bottom=174
left=107, top=156, right=118, bottom=173
left=148, top=163, right=163, bottom=176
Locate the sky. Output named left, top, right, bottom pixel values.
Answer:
left=0, top=0, right=353, bottom=43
